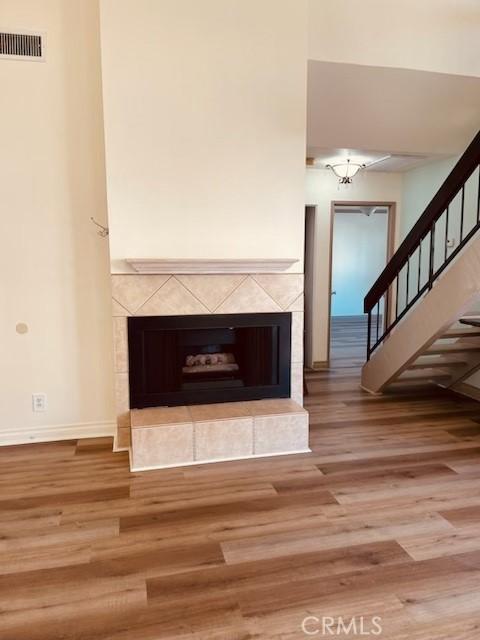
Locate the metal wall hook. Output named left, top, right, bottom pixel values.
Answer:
left=90, top=217, right=109, bottom=237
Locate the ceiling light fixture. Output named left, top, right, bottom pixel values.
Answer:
left=326, top=159, right=366, bottom=184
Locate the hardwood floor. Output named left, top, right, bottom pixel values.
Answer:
left=2, top=317, right=480, bottom=638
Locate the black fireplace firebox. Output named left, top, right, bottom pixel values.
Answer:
left=128, top=313, right=291, bottom=408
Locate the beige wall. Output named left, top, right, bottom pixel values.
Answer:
left=308, top=0, right=480, bottom=77
left=99, top=0, right=308, bottom=273
left=305, top=170, right=403, bottom=364
left=0, top=0, right=114, bottom=444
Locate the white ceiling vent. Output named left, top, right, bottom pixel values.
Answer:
left=0, top=30, right=45, bottom=61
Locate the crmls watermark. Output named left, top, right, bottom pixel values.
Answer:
left=301, top=616, right=383, bottom=636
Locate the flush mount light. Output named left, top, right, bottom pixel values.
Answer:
left=326, top=159, right=366, bottom=184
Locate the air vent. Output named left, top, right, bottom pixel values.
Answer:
left=0, top=30, right=45, bottom=61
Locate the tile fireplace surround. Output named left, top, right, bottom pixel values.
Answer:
left=111, top=269, right=309, bottom=469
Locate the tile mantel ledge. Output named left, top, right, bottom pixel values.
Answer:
left=125, top=258, right=300, bottom=274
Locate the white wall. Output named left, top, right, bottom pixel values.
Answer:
left=0, top=0, right=114, bottom=444
left=308, top=0, right=480, bottom=77
left=100, top=0, right=308, bottom=273
left=401, top=157, right=459, bottom=240
left=306, top=170, right=403, bottom=364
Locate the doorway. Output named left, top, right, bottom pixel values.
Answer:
left=328, top=202, right=395, bottom=361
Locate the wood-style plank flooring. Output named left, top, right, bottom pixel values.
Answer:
left=2, top=316, right=480, bottom=638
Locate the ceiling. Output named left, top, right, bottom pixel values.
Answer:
left=307, top=60, right=480, bottom=170
left=307, top=148, right=441, bottom=173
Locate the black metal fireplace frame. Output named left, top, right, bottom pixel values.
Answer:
left=128, top=312, right=292, bottom=408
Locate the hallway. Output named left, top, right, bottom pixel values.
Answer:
left=329, top=314, right=369, bottom=369
left=2, top=327, right=480, bottom=637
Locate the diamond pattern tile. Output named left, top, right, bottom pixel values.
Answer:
left=112, top=298, right=129, bottom=317
left=177, top=275, right=246, bottom=312
left=253, top=274, right=304, bottom=310
left=111, top=275, right=170, bottom=314
left=216, top=276, right=282, bottom=314
left=135, top=277, right=209, bottom=316
left=288, top=293, right=304, bottom=312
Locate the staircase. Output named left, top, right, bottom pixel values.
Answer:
left=362, top=130, right=480, bottom=394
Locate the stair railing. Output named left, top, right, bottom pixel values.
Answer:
left=364, top=130, right=480, bottom=360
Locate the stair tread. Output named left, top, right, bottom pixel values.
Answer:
left=427, top=342, right=480, bottom=355
left=460, top=316, right=480, bottom=328
left=409, top=355, right=468, bottom=369
left=397, top=367, right=451, bottom=381
left=441, top=327, right=480, bottom=338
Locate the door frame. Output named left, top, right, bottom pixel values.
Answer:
left=304, top=206, right=316, bottom=369
left=327, top=201, right=397, bottom=363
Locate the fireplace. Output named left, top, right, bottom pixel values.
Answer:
left=128, top=312, right=291, bottom=408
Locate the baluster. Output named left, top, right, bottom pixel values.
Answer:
left=395, top=274, right=399, bottom=319
left=367, top=310, right=372, bottom=360
left=405, top=255, right=410, bottom=305
left=444, top=206, right=449, bottom=261
left=417, top=241, right=422, bottom=293
left=477, top=166, right=480, bottom=224
left=376, top=300, right=380, bottom=344
left=428, top=222, right=435, bottom=288
left=460, top=185, right=465, bottom=241
left=384, top=286, right=390, bottom=335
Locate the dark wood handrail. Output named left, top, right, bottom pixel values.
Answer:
left=364, top=129, right=480, bottom=313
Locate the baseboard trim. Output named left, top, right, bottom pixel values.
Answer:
left=0, top=420, right=116, bottom=447
left=312, top=360, right=329, bottom=370
left=450, top=382, right=480, bottom=402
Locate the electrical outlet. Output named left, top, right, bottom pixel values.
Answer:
left=32, top=393, right=47, bottom=412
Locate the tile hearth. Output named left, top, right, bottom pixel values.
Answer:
left=129, top=399, right=309, bottom=471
